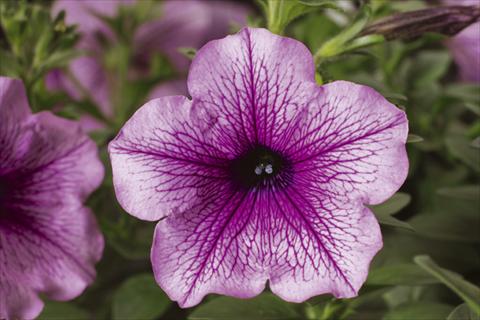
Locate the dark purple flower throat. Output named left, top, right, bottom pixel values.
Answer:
left=229, top=144, right=291, bottom=189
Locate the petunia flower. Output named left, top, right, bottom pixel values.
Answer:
left=109, top=28, right=409, bottom=307
left=46, top=0, right=134, bottom=121
left=0, top=77, right=104, bottom=319
left=46, top=0, right=250, bottom=130
left=134, top=0, right=250, bottom=71
left=444, top=0, right=480, bottom=82
left=448, top=21, right=480, bottom=83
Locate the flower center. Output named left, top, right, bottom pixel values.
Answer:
left=229, top=144, right=290, bottom=189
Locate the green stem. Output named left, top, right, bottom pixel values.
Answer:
left=267, top=0, right=285, bottom=35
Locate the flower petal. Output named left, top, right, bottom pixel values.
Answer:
left=135, top=0, right=211, bottom=71
left=287, top=81, right=408, bottom=205
left=109, top=96, right=230, bottom=221
left=0, top=83, right=104, bottom=318
left=0, top=278, right=43, bottom=320
left=267, top=188, right=382, bottom=301
left=188, top=27, right=316, bottom=148
left=135, top=0, right=249, bottom=72
left=448, top=23, right=480, bottom=83
left=151, top=184, right=381, bottom=307
left=0, top=207, right=103, bottom=302
left=0, top=77, right=32, bottom=174
left=52, top=0, right=132, bottom=36
left=151, top=187, right=267, bottom=308
left=46, top=56, right=112, bottom=120
left=0, top=77, right=30, bottom=122
left=5, top=112, right=105, bottom=200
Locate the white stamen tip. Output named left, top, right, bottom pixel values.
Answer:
left=265, top=164, right=273, bottom=174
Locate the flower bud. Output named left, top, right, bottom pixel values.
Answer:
left=361, top=5, right=480, bottom=40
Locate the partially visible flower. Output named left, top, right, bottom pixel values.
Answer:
left=46, top=0, right=250, bottom=129
left=0, top=77, right=104, bottom=319
left=47, top=0, right=134, bottom=117
left=109, top=28, right=409, bottom=307
left=445, top=0, right=480, bottom=82
left=135, top=0, right=250, bottom=71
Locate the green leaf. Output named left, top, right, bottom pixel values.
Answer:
left=414, top=255, right=480, bottom=315
left=448, top=303, right=480, bottom=320
left=367, top=263, right=438, bottom=286
left=446, top=135, right=480, bottom=172
left=383, top=302, right=454, bottom=320
left=411, top=51, right=452, bottom=87
left=178, top=47, right=197, bottom=60
left=340, top=287, right=391, bottom=319
left=0, top=49, right=20, bottom=77
left=188, top=293, right=300, bottom=320
left=315, top=4, right=373, bottom=60
left=465, top=103, right=480, bottom=117
left=371, top=193, right=411, bottom=216
left=112, top=274, right=171, bottom=320
left=373, top=231, right=480, bottom=275
left=38, top=301, right=89, bottom=320
left=437, top=185, right=480, bottom=201
left=258, top=0, right=319, bottom=35
left=434, top=184, right=479, bottom=218
left=304, top=298, right=347, bottom=320
left=0, top=1, right=79, bottom=89
left=382, top=286, right=419, bottom=309
left=383, top=92, right=408, bottom=103
left=375, top=210, right=414, bottom=230
left=411, top=51, right=451, bottom=87
left=472, top=137, right=480, bottom=148
left=407, top=134, right=424, bottom=143
left=298, top=0, right=341, bottom=9
left=292, top=11, right=340, bottom=52
left=370, top=193, right=414, bottom=230
left=37, top=49, right=82, bottom=73
left=409, top=211, right=480, bottom=243
left=90, top=185, right=154, bottom=260
left=409, top=184, right=480, bottom=243
left=445, top=84, right=480, bottom=104
left=342, top=34, right=385, bottom=53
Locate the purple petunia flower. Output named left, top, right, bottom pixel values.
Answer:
left=0, top=77, right=104, bottom=319
left=108, top=28, right=409, bottom=307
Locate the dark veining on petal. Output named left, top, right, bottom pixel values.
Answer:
left=0, top=166, right=96, bottom=279
left=0, top=177, right=9, bottom=219
left=228, top=144, right=292, bottom=189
